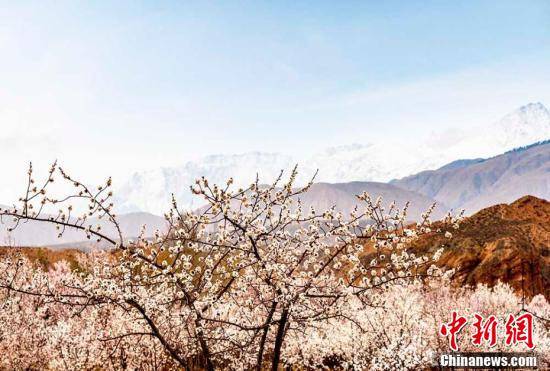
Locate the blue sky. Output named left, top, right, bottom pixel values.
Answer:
left=0, top=1, right=549, bottom=194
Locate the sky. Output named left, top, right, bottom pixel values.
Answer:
left=0, top=0, right=549, bottom=200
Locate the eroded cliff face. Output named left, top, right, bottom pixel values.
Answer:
left=411, top=196, right=549, bottom=298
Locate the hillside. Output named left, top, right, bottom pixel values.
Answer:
left=391, top=140, right=550, bottom=214
left=409, top=196, right=550, bottom=298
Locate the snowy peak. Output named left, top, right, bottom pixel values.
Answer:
left=493, top=102, right=550, bottom=142
left=440, top=102, right=550, bottom=160
left=516, top=102, right=549, bottom=116
left=320, top=143, right=372, bottom=156
left=187, top=152, right=291, bottom=168
left=114, top=152, right=300, bottom=214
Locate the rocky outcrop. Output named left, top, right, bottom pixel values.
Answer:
left=411, top=196, right=549, bottom=298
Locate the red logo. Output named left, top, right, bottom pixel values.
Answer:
left=471, top=313, right=498, bottom=347
left=505, top=313, right=534, bottom=349
left=439, top=312, right=534, bottom=351
left=439, top=311, right=468, bottom=351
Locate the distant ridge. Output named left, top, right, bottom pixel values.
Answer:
left=434, top=139, right=550, bottom=171
left=503, top=138, right=550, bottom=154
left=391, top=140, right=550, bottom=213
left=434, top=158, right=485, bottom=172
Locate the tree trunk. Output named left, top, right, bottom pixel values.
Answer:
left=271, top=308, right=289, bottom=371
left=256, top=301, right=278, bottom=370
left=196, top=319, right=215, bottom=371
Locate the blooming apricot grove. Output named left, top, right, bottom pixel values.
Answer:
left=0, top=163, right=547, bottom=370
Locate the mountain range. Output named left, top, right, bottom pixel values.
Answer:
left=392, top=140, right=550, bottom=214
left=114, top=102, right=550, bottom=214
left=1, top=103, right=548, bottom=247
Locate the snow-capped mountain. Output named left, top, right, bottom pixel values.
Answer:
left=115, top=152, right=300, bottom=214
left=492, top=102, right=549, bottom=147
left=444, top=102, right=550, bottom=160
left=115, top=103, right=550, bottom=214
left=306, top=142, right=443, bottom=184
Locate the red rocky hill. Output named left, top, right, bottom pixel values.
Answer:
left=411, top=195, right=549, bottom=298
